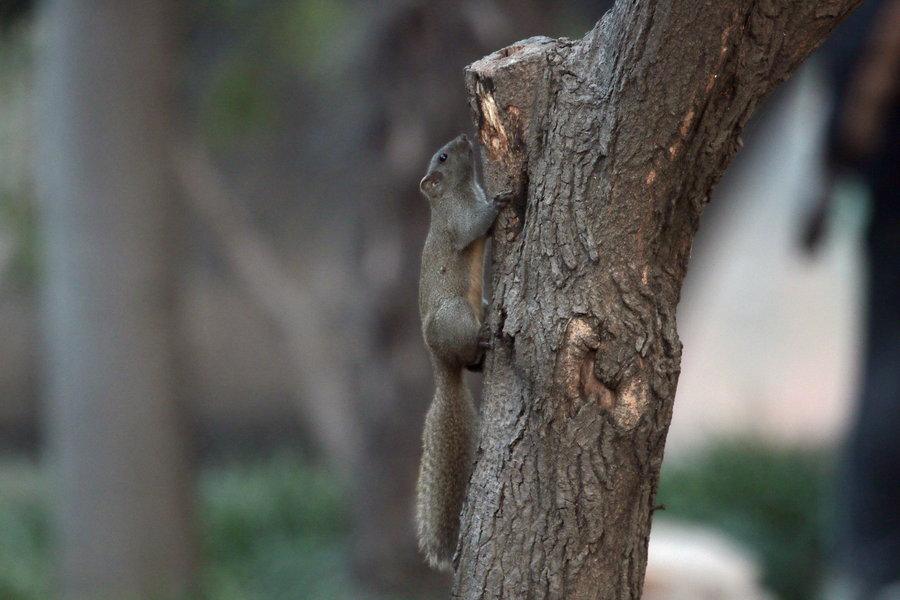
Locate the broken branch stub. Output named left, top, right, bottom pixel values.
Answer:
left=465, top=36, right=556, bottom=206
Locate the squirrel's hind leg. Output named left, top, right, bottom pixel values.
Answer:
left=424, top=298, right=481, bottom=367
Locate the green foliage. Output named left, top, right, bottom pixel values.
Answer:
left=0, top=453, right=358, bottom=600
left=197, top=0, right=350, bottom=148
left=273, top=0, right=350, bottom=78
left=0, top=24, right=37, bottom=292
left=199, top=453, right=356, bottom=600
left=658, top=440, right=834, bottom=600
left=201, top=51, right=277, bottom=146
left=0, top=459, right=50, bottom=600
left=0, top=444, right=835, bottom=600
left=0, top=190, right=37, bottom=292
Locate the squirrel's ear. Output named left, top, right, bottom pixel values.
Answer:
left=419, top=171, right=443, bottom=196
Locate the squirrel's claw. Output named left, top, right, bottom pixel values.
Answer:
left=465, top=324, right=493, bottom=372
left=493, top=190, right=515, bottom=205
left=477, top=321, right=492, bottom=348
left=465, top=356, right=484, bottom=373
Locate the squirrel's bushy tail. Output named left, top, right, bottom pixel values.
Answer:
left=415, top=362, right=478, bottom=571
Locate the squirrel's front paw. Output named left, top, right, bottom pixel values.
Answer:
left=477, top=319, right=494, bottom=349
left=493, top=190, right=515, bottom=206
left=465, top=355, right=484, bottom=373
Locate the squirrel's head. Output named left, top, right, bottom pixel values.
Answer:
left=419, top=134, right=475, bottom=201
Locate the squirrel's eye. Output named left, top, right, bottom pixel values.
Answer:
left=438, top=153, right=447, bottom=162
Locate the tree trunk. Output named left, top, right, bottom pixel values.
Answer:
left=455, top=2, right=861, bottom=599
left=37, top=2, right=198, bottom=599
left=345, top=3, right=564, bottom=593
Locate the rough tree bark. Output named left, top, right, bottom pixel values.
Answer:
left=456, top=2, right=861, bottom=599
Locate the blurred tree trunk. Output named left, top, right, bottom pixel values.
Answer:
left=455, top=1, right=861, bottom=599
left=37, top=2, right=198, bottom=599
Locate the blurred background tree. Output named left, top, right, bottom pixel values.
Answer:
left=37, top=2, right=197, bottom=599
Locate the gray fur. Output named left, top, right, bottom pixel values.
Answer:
left=415, top=134, right=505, bottom=570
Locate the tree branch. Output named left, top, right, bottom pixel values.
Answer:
left=171, top=138, right=362, bottom=472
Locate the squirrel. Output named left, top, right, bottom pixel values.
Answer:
left=415, top=133, right=509, bottom=571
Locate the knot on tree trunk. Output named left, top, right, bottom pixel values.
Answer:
left=556, top=316, right=649, bottom=430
